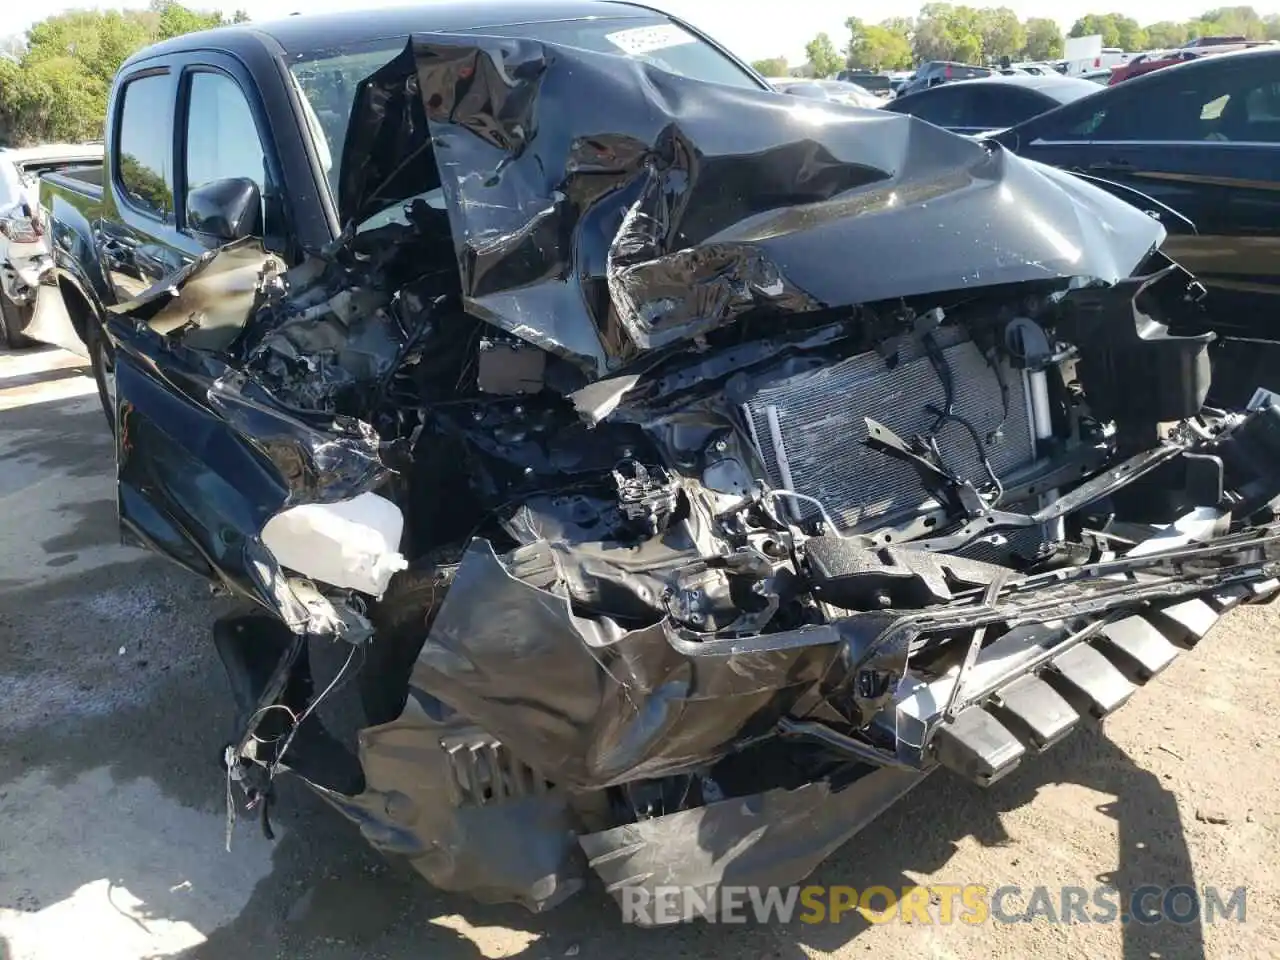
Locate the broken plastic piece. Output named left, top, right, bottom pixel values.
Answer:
left=612, top=460, right=677, bottom=536
left=261, top=492, right=407, bottom=596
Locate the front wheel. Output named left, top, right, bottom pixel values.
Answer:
left=0, top=295, right=36, bottom=349
left=88, top=322, right=116, bottom=435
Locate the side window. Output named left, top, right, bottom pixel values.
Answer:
left=1234, top=60, right=1280, bottom=143
left=976, top=87, right=1045, bottom=128
left=904, top=87, right=968, bottom=127
left=1019, top=94, right=1110, bottom=141
left=184, top=71, right=268, bottom=228
left=116, top=73, right=174, bottom=220
left=1088, top=63, right=1280, bottom=143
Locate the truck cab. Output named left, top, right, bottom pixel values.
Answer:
left=35, top=1, right=767, bottom=429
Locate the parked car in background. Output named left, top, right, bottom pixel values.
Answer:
left=882, top=74, right=1102, bottom=136
left=896, top=60, right=993, bottom=96
left=1009, top=61, right=1057, bottom=75
left=994, top=46, right=1280, bottom=332
left=770, top=78, right=882, bottom=108
left=1110, top=41, right=1276, bottom=85
left=1062, top=46, right=1131, bottom=77
left=766, top=78, right=827, bottom=100
left=0, top=143, right=103, bottom=347
left=807, top=79, right=883, bottom=108
left=1110, top=48, right=1204, bottom=84
left=887, top=70, right=913, bottom=94
left=1080, top=68, right=1113, bottom=84
left=835, top=70, right=893, bottom=98
left=1182, top=34, right=1248, bottom=47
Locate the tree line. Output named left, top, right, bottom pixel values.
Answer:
left=753, top=4, right=1280, bottom=76
left=0, top=2, right=247, bottom=147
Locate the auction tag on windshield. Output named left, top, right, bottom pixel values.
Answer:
left=606, top=24, right=697, bottom=55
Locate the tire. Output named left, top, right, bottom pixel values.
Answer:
left=87, top=321, right=116, bottom=435
left=0, top=295, right=36, bottom=349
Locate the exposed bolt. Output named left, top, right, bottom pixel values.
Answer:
left=874, top=591, right=893, bottom=608
left=472, top=410, right=484, bottom=422
left=513, top=405, right=524, bottom=415
left=714, top=439, right=727, bottom=452
left=523, top=466, right=535, bottom=477
left=689, top=612, right=704, bottom=626
left=751, top=580, right=769, bottom=596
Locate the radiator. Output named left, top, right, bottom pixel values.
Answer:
left=744, top=328, right=1037, bottom=532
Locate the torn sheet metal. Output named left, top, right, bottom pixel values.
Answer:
left=320, top=695, right=585, bottom=913
left=109, top=260, right=391, bottom=616
left=108, top=237, right=285, bottom=351
left=403, top=539, right=909, bottom=789
left=336, top=695, right=922, bottom=915
left=340, top=36, right=1165, bottom=377
left=579, top=766, right=923, bottom=924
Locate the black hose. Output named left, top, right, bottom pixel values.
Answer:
left=926, top=404, right=1005, bottom=506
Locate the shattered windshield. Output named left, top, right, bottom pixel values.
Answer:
left=287, top=16, right=761, bottom=225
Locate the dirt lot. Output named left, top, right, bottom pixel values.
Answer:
left=1, top=345, right=1278, bottom=960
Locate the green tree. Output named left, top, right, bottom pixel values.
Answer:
left=751, top=56, right=789, bottom=77
left=855, top=25, right=914, bottom=69
left=913, top=4, right=983, bottom=64
left=24, top=11, right=154, bottom=88
left=880, top=16, right=916, bottom=39
left=1068, top=13, right=1145, bottom=50
left=1070, top=14, right=1121, bottom=46
left=1, top=3, right=233, bottom=147
left=1266, top=14, right=1280, bottom=40
left=152, top=0, right=224, bottom=40
left=1116, top=18, right=1148, bottom=50
left=805, top=31, right=843, bottom=77
left=1196, top=6, right=1267, bottom=38
left=977, top=6, right=1026, bottom=61
left=1022, top=17, right=1064, bottom=59
left=1144, top=20, right=1190, bottom=47
left=845, top=16, right=913, bottom=70
left=0, top=55, right=106, bottom=144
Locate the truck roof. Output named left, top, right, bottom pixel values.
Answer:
left=126, top=0, right=661, bottom=62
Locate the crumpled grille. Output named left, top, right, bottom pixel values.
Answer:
left=745, top=329, right=1036, bottom=532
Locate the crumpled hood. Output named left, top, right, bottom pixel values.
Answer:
left=339, top=36, right=1165, bottom=379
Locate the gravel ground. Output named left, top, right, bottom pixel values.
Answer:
left=1, top=345, right=1277, bottom=960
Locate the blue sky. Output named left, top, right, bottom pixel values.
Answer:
left=13, top=0, right=1280, bottom=62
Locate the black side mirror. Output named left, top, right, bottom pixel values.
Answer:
left=186, top=177, right=262, bottom=244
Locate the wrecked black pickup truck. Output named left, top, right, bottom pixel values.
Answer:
left=61, top=2, right=1280, bottom=923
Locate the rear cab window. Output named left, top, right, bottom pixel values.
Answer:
left=115, top=72, right=174, bottom=220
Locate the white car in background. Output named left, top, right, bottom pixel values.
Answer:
left=767, top=78, right=883, bottom=109
left=0, top=143, right=104, bottom=348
